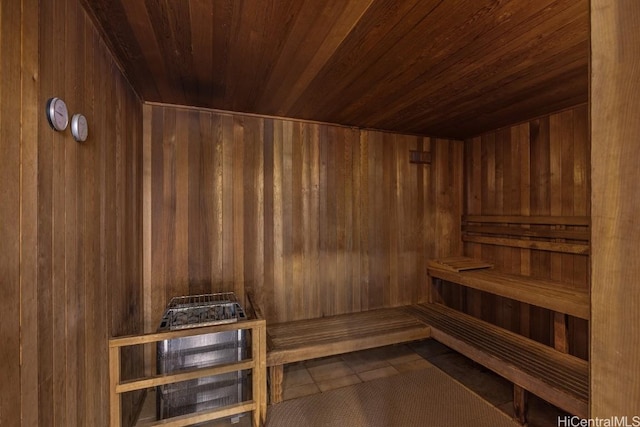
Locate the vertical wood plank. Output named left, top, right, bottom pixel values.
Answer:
left=359, top=131, right=371, bottom=310
left=233, top=115, right=246, bottom=300
left=513, top=385, right=529, bottom=425
left=150, top=106, right=166, bottom=328
left=465, top=137, right=482, bottom=317
left=143, top=105, right=153, bottom=340
left=262, top=119, right=276, bottom=319
left=415, top=136, right=429, bottom=304
left=570, top=105, right=589, bottom=359
left=516, top=122, right=532, bottom=339
left=368, top=130, right=385, bottom=310
left=243, top=116, right=264, bottom=301
left=388, top=133, right=400, bottom=307
left=82, top=26, right=100, bottom=426
left=591, top=0, right=640, bottom=417
left=339, top=128, right=353, bottom=313
left=19, top=0, right=40, bottom=424
left=210, top=113, right=225, bottom=293
left=272, top=119, right=285, bottom=321
left=350, top=129, right=362, bottom=310
left=64, top=2, right=80, bottom=423
left=175, top=109, right=190, bottom=298
left=221, top=113, right=235, bottom=293
left=187, top=109, right=206, bottom=295
left=281, top=120, right=295, bottom=316
left=0, top=1, right=23, bottom=424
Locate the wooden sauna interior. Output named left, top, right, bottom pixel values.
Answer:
left=1, top=0, right=639, bottom=425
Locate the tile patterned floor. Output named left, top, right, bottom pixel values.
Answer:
left=279, top=340, right=568, bottom=427
left=281, top=344, right=433, bottom=401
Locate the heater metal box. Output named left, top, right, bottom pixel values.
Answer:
left=156, top=293, right=249, bottom=422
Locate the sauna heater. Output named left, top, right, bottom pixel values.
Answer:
left=156, top=292, right=249, bottom=422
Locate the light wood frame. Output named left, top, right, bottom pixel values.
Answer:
left=108, top=318, right=266, bottom=427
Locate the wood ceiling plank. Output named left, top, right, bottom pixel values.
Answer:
left=268, top=0, right=378, bottom=115
left=372, top=3, right=588, bottom=133
left=285, top=0, right=433, bottom=119
left=428, top=70, right=587, bottom=138
left=300, top=0, right=509, bottom=120
left=256, top=0, right=358, bottom=112
left=220, top=0, right=269, bottom=110
left=188, top=0, right=214, bottom=105
left=235, top=0, right=306, bottom=111
left=165, top=0, right=196, bottom=103
left=217, top=0, right=305, bottom=111
left=210, top=0, right=234, bottom=106
left=340, top=0, right=586, bottom=132
left=83, top=0, right=160, bottom=99
left=115, top=0, right=169, bottom=100
left=392, top=40, right=588, bottom=136
left=143, top=0, right=189, bottom=105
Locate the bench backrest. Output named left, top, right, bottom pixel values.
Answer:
left=462, top=215, right=589, bottom=255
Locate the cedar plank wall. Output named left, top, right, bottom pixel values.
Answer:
left=143, top=104, right=462, bottom=327
left=0, top=1, right=38, bottom=425
left=0, top=0, right=144, bottom=426
left=461, top=104, right=589, bottom=359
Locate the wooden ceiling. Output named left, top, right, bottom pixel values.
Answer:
left=82, top=0, right=588, bottom=139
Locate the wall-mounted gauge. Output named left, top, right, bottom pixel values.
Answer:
left=46, top=97, right=69, bottom=131
left=71, top=113, right=88, bottom=142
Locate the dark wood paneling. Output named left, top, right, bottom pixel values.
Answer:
left=463, top=105, right=589, bottom=359
left=144, top=104, right=462, bottom=326
left=591, top=0, right=640, bottom=417
left=1, top=0, right=144, bottom=425
left=81, top=0, right=588, bottom=139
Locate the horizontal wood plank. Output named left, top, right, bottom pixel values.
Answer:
left=463, top=215, right=589, bottom=226
left=116, top=360, right=255, bottom=393
left=463, top=225, right=589, bottom=241
left=140, top=402, right=256, bottom=427
left=462, top=235, right=589, bottom=254
left=110, top=319, right=265, bottom=348
left=428, top=262, right=589, bottom=319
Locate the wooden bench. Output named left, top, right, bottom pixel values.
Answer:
left=259, top=214, right=591, bottom=421
left=424, top=256, right=589, bottom=423
left=407, top=303, right=588, bottom=420
left=265, top=307, right=431, bottom=403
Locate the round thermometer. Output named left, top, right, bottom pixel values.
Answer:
left=71, top=113, right=88, bottom=142
left=46, top=97, right=69, bottom=131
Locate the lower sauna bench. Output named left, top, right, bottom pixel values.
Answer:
left=406, top=303, right=589, bottom=421
left=265, top=307, right=432, bottom=403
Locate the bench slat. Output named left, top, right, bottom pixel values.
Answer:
left=463, top=224, right=589, bottom=241
left=461, top=235, right=589, bottom=254
left=406, top=303, right=588, bottom=418
left=463, top=215, right=590, bottom=226
left=428, top=266, right=590, bottom=320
